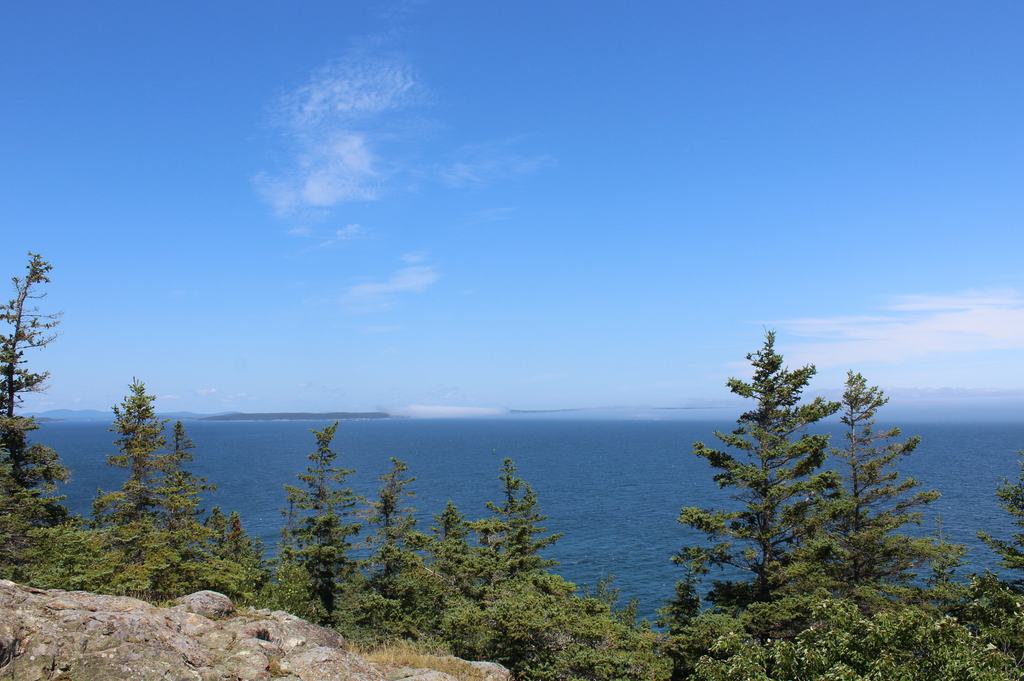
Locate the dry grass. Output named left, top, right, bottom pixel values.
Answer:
left=351, top=639, right=491, bottom=680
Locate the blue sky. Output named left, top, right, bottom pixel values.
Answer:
left=3, top=1, right=1023, bottom=416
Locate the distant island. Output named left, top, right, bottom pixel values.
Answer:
left=197, top=412, right=391, bottom=422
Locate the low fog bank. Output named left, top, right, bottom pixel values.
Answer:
left=380, top=405, right=745, bottom=420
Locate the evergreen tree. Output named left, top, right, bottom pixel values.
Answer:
left=426, top=499, right=474, bottom=594
left=0, top=253, right=69, bottom=579
left=926, top=516, right=970, bottom=613
left=157, top=421, right=219, bottom=579
left=978, top=450, right=1024, bottom=580
left=675, top=330, right=841, bottom=637
left=433, top=460, right=667, bottom=681
left=467, top=457, right=562, bottom=592
left=363, top=458, right=419, bottom=588
left=277, top=421, right=361, bottom=624
left=92, top=382, right=219, bottom=597
left=91, top=380, right=174, bottom=595
left=353, top=458, right=437, bottom=639
left=205, top=506, right=271, bottom=603
left=792, top=372, right=941, bottom=610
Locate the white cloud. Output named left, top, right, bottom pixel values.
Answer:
left=337, top=223, right=367, bottom=239
left=400, top=252, right=426, bottom=263
left=310, top=223, right=371, bottom=249
left=197, top=388, right=217, bottom=396
left=439, top=141, right=555, bottom=187
left=776, top=289, right=1024, bottom=367
left=159, top=395, right=181, bottom=400
left=257, top=56, right=420, bottom=215
left=344, top=265, right=439, bottom=310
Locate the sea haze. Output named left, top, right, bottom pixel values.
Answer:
left=32, top=416, right=1024, bottom=622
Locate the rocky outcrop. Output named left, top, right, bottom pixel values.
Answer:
left=0, top=580, right=509, bottom=681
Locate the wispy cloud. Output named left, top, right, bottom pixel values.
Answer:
left=256, top=56, right=421, bottom=215
left=474, top=206, right=517, bottom=222
left=197, top=388, right=217, bottom=396
left=776, top=289, right=1024, bottom=367
left=439, top=140, right=555, bottom=188
left=400, top=252, right=426, bottom=263
left=343, top=264, right=439, bottom=311
left=311, top=223, right=371, bottom=249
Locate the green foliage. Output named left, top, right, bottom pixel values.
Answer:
left=465, top=457, right=563, bottom=595
left=275, top=421, right=361, bottom=624
left=0, top=253, right=69, bottom=579
left=443, top=571, right=669, bottom=681
left=363, top=458, right=420, bottom=589
left=0, top=253, right=62, bottom=426
left=791, top=372, right=943, bottom=611
left=676, top=330, right=841, bottom=636
left=978, top=450, right=1024, bottom=579
left=90, top=381, right=229, bottom=599
left=424, top=499, right=475, bottom=595
left=691, top=598, right=1014, bottom=681
left=205, top=506, right=272, bottom=604
left=948, top=572, right=1024, bottom=673
left=348, top=458, right=438, bottom=641
left=418, top=459, right=668, bottom=681
left=926, top=516, right=971, bottom=613
left=20, top=518, right=104, bottom=591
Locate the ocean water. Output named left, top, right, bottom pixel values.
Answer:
left=31, top=416, right=1024, bottom=622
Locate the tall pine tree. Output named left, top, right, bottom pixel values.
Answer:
left=276, top=421, right=361, bottom=624
left=0, top=253, right=69, bottom=579
left=352, top=458, right=437, bottom=640
left=467, top=457, right=562, bottom=591
left=792, top=372, right=941, bottom=610
left=91, top=381, right=219, bottom=598
left=675, top=331, right=840, bottom=637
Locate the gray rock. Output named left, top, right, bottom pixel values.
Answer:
left=176, top=590, right=236, bottom=619
left=289, top=646, right=384, bottom=680
left=0, top=581, right=358, bottom=680
left=0, top=581, right=507, bottom=681
left=464, top=660, right=512, bottom=681
left=391, top=670, right=460, bottom=681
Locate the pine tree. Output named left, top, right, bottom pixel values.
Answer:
left=363, top=458, right=419, bottom=590
left=0, top=253, right=69, bottom=579
left=91, top=381, right=173, bottom=595
left=468, top=457, right=562, bottom=590
left=206, top=506, right=271, bottom=603
left=792, top=372, right=941, bottom=610
left=353, top=458, right=437, bottom=640
left=277, top=421, right=361, bottom=623
left=978, top=450, right=1024, bottom=581
left=91, top=382, right=218, bottom=597
left=427, top=500, right=474, bottom=593
left=676, top=330, right=840, bottom=636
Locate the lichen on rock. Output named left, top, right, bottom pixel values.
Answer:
left=0, top=581, right=507, bottom=681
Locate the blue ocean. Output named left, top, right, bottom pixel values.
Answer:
left=32, top=415, right=1024, bottom=622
